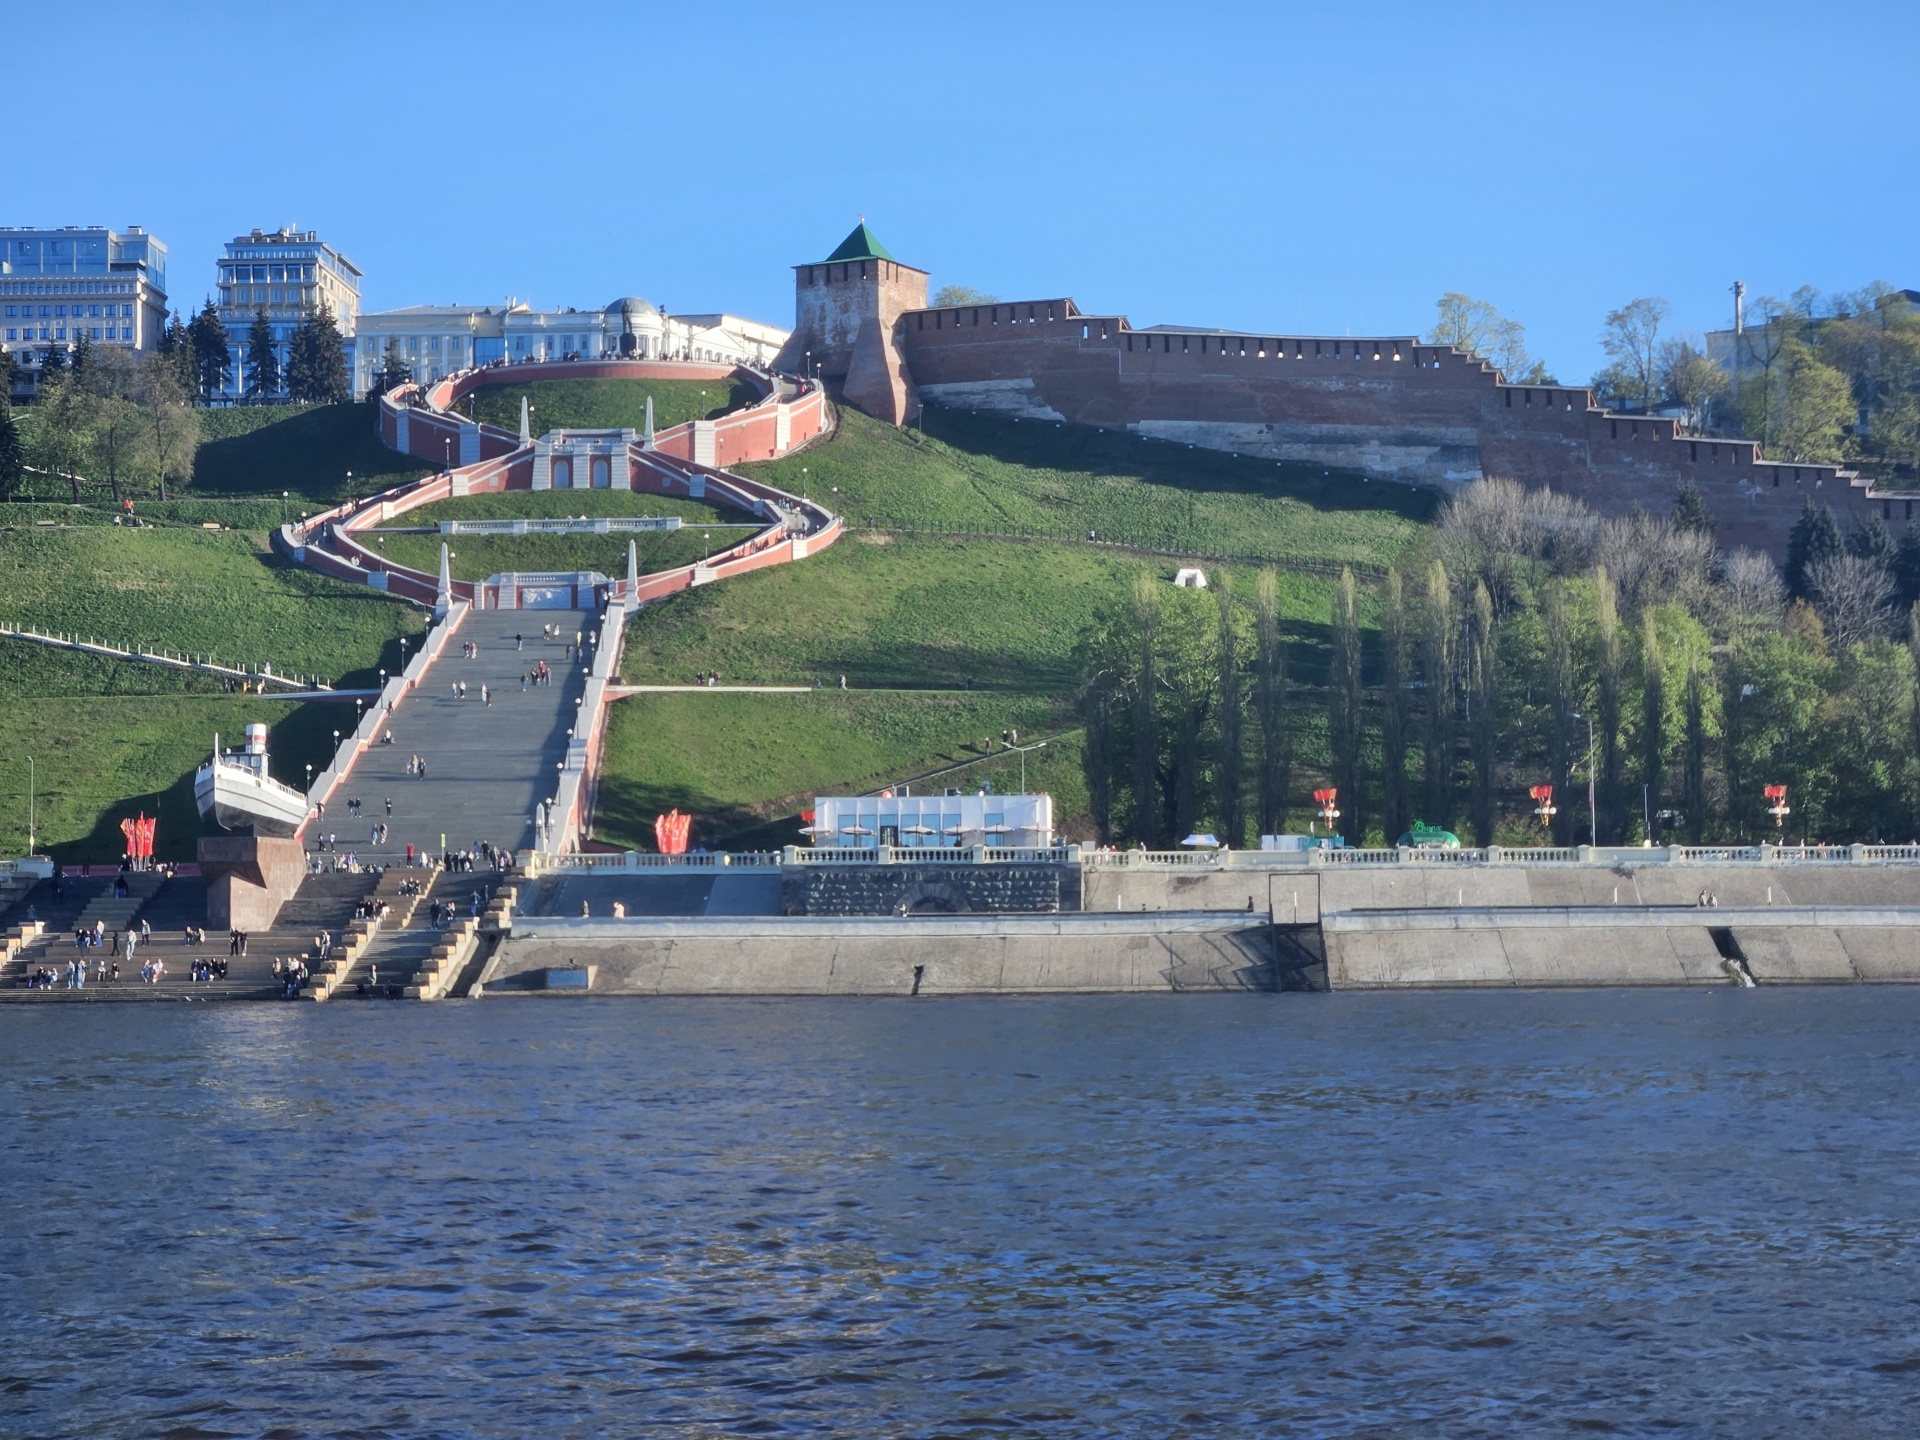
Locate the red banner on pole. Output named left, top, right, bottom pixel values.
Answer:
left=120, top=811, right=156, bottom=863
left=654, top=809, right=692, bottom=855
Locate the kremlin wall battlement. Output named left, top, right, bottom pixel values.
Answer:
left=780, top=226, right=1899, bottom=556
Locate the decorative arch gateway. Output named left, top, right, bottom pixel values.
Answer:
left=273, top=356, right=845, bottom=611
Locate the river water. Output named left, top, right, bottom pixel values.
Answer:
left=4, top=990, right=1919, bottom=1438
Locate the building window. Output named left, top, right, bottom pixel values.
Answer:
left=121, top=304, right=132, bottom=318
left=91, top=328, right=102, bottom=340
left=121, top=327, right=132, bottom=340
left=3, top=330, right=13, bottom=342
left=54, top=305, right=65, bottom=317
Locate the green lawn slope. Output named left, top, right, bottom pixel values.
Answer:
left=0, top=523, right=424, bottom=861
left=191, top=402, right=428, bottom=504
left=461, top=377, right=759, bottom=435
left=743, top=407, right=1433, bottom=570
left=596, top=691, right=1087, bottom=852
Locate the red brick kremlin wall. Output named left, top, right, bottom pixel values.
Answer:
left=893, top=298, right=1893, bottom=554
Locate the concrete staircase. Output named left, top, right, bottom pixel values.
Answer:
left=310, top=867, right=441, bottom=1000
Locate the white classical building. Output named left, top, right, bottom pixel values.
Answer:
left=350, top=295, right=788, bottom=397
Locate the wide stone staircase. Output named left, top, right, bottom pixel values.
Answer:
left=321, top=870, right=514, bottom=1001
left=309, top=866, right=443, bottom=1000
left=0, top=868, right=391, bottom=1001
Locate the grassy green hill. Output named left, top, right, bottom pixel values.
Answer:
left=596, top=691, right=1087, bottom=852
left=461, top=377, right=759, bottom=435
left=191, top=402, right=428, bottom=504
left=601, top=404, right=1426, bottom=839
left=0, top=523, right=424, bottom=861
left=0, top=379, right=1434, bottom=857
left=745, top=407, right=1432, bottom=569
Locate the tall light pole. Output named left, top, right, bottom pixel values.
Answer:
left=25, top=755, right=34, bottom=856
left=1569, top=710, right=1597, bottom=847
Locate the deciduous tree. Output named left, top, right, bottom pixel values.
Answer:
left=1252, top=569, right=1292, bottom=837
left=1600, top=296, right=1672, bottom=410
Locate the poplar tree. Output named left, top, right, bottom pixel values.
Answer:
left=1468, top=580, right=1498, bottom=845
left=1421, top=560, right=1456, bottom=829
left=1595, top=567, right=1625, bottom=843
left=1640, top=608, right=1665, bottom=841
left=1129, top=572, right=1161, bottom=847
left=1214, top=576, right=1244, bottom=846
left=1379, top=567, right=1411, bottom=843
left=1544, top=580, right=1578, bottom=844
left=1330, top=567, right=1364, bottom=844
left=1683, top=651, right=1709, bottom=843
left=1252, top=569, right=1292, bottom=837
left=1078, top=661, right=1116, bottom=845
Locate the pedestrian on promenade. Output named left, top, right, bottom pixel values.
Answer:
left=516, top=633, right=523, bottom=650
left=521, top=674, right=528, bottom=692
left=482, top=684, right=491, bottom=706
left=385, top=797, right=393, bottom=816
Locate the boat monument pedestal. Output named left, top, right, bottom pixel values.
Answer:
left=198, top=835, right=306, bottom=931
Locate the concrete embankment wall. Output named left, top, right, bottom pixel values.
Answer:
left=479, top=913, right=1280, bottom=996
left=1322, top=905, right=1920, bottom=987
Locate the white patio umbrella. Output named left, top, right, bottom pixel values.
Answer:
left=1180, top=832, right=1221, bottom=847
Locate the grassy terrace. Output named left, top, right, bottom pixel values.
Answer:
left=596, top=692, right=1088, bottom=852
left=745, top=407, right=1434, bottom=569
left=461, top=377, right=761, bottom=435
left=0, top=523, right=423, bottom=861
left=370, top=490, right=747, bottom=583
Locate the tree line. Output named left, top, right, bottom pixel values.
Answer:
left=1078, top=480, right=1920, bottom=849
left=1429, top=285, right=1920, bottom=471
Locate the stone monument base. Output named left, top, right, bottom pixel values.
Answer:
left=198, top=835, right=306, bottom=931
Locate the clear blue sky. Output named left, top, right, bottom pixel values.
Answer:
left=11, top=1, right=1917, bottom=381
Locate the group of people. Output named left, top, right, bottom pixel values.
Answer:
left=273, top=955, right=310, bottom=998
left=187, top=959, right=229, bottom=982
left=24, top=957, right=118, bottom=988
left=343, top=797, right=393, bottom=819
left=406, top=754, right=428, bottom=778
left=693, top=670, right=723, bottom=687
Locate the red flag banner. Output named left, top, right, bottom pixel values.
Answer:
left=654, top=809, right=692, bottom=855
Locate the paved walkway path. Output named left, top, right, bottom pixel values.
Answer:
left=322, top=607, right=594, bottom=860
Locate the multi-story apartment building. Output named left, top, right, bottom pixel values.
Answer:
left=350, top=295, right=788, bottom=398
left=213, top=226, right=361, bottom=399
left=1, top=224, right=168, bottom=400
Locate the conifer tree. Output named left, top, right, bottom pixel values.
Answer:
left=0, top=403, right=24, bottom=501
left=246, top=307, right=278, bottom=402
left=1672, top=477, right=1714, bottom=535
left=188, top=299, right=230, bottom=402
left=161, top=309, right=196, bottom=395
left=1785, top=502, right=1843, bottom=597
left=286, top=302, right=349, bottom=404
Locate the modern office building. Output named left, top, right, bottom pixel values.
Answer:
left=213, top=226, right=362, bottom=399
left=350, top=295, right=788, bottom=398
left=1, top=224, right=168, bottom=399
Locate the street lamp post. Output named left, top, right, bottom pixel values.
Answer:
left=25, top=755, right=34, bottom=857
left=1569, top=711, right=1597, bottom=847
left=281, top=490, right=289, bottom=527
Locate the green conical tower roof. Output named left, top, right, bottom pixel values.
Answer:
left=823, top=221, right=895, bottom=264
